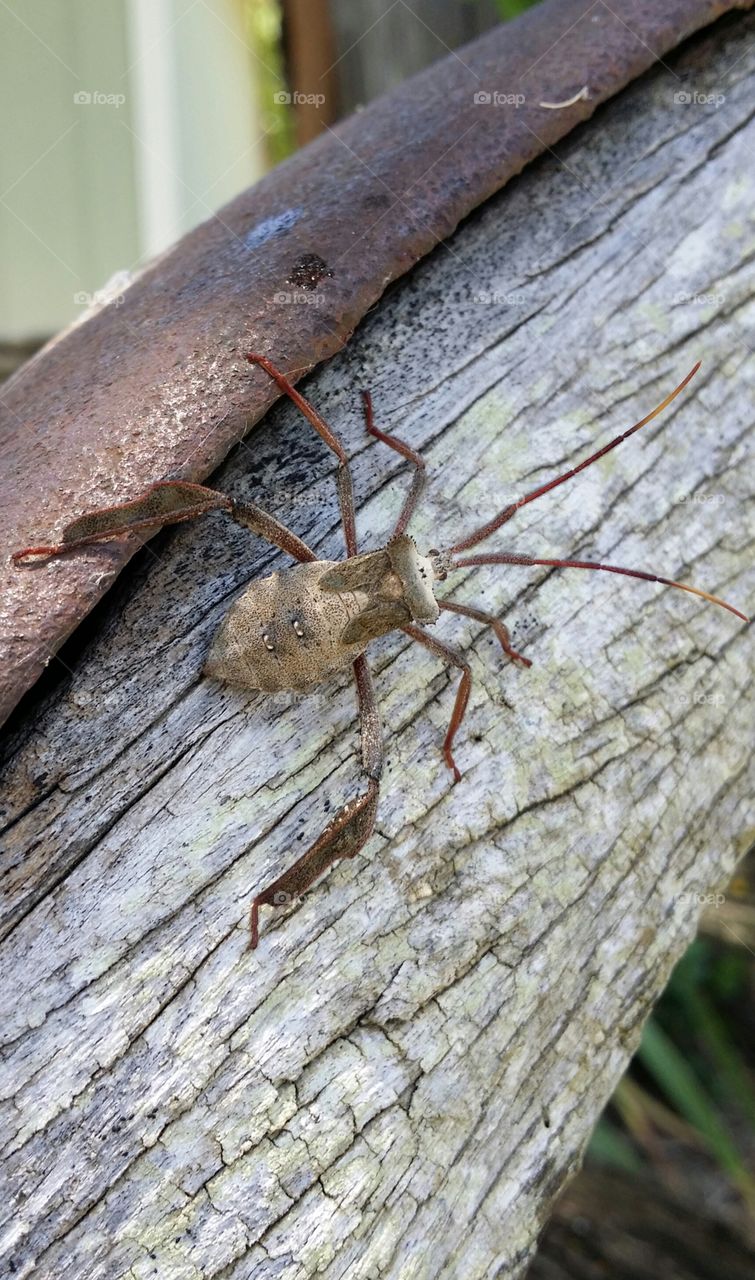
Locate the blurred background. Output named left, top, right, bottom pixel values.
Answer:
left=1, top=0, right=753, bottom=1267
left=0, top=0, right=536, bottom=365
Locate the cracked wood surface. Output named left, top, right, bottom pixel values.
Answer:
left=1, top=14, right=754, bottom=1280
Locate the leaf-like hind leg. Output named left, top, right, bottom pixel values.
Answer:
left=250, top=654, right=383, bottom=949
left=12, top=480, right=317, bottom=565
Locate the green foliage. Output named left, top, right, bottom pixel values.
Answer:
left=490, top=0, right=542, bottom=19
left=638, top=1018, right=754, bottom=1197
left=588, top=1119, right=644, bottom=1173
left=660, top=939, right=755, bottom=1130
left=589, top=935, right=755, bottom=1207
left=245, top=0, right=296, bottom=165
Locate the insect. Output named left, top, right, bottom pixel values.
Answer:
left=13, top=356, right=748, bottom=949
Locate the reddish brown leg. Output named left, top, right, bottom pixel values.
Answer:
left=11, top=481, right=317, bottom=565
left=403, top=624, right=471, bottom=783
left=438, top=600, right=532, bottom=668
left=361, top=389, right=426, bottom=537
left=249, top=652, right=383, bottom=949
left=247, top=354, right=359, bottom=557
left=233, top=502, right=316, bottom=562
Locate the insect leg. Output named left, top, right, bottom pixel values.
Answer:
left=438, top=600, right=532, bottom=668
left=361, top=389, right=426, bottom=537
left=246, top=354, right=359, bottom=557
left=231, top=502, right=316, bottom=562
left=12, top=481, right=319, bottom=566
left=249, top=654, right=383, bottom=949
left=403, top=624, right=472, bottom=783
left=11, top=481, right=232, bottom=561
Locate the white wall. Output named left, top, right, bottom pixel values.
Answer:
left=0, top=0, right=266, bottom=341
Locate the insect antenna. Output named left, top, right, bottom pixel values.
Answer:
left=449, top=551, right=748, bottom=622
left=446, top=362, right=701, bottom=555
left=437, top=362, right=748, bottom=623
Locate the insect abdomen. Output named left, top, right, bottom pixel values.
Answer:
left=203, top=556, right=405, bottom=693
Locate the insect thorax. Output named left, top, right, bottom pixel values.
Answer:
left=203, top=535, right=440, bottom=693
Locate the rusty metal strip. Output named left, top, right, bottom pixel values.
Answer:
left=0, top=0, right=751, bottom=726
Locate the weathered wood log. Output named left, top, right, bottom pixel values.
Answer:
left=1, top=11, right=753, bottom=1279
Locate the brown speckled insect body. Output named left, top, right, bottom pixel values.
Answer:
left=13, top=356, right=747, bottom=950
left=205, top=536, right=440, bottom=693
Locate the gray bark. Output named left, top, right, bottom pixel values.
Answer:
left=1, top=14, right=753, bottom=1279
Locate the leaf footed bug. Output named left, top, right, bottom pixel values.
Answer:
left=12, top=355, right=748, bottom=949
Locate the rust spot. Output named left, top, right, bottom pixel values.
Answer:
left=287, top=254, right=335, bottom=291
